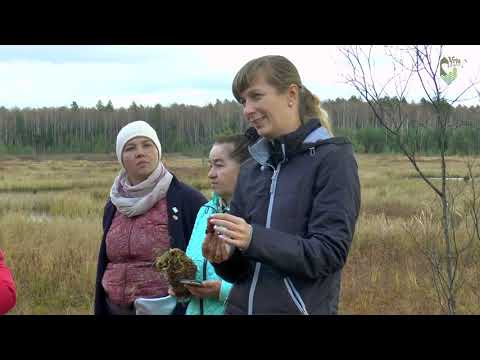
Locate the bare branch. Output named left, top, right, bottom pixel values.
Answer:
left=340, top=44, right=479, bottom=314
left=449, top=80, right=480, bottom=105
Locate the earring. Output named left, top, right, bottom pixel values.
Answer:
left=288, top=102, right=293, bottom=107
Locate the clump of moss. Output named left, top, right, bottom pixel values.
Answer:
left=154, top=248, right=197, bottom=298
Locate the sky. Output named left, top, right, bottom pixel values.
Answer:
left=0, top=45, right=479, bottom=109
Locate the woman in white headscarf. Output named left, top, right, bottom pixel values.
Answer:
left=94, top=121, right=207, bottom=315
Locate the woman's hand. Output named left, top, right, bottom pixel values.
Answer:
left=168, top=286, right=176, bottom=297
left=208, top=213, right=253, bottom=252
left=202, top=228, right=233, bottom=263
left=183, top=280, right=221, bottom=299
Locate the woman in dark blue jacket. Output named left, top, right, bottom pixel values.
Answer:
left=203, top=55, right=361, bottom=315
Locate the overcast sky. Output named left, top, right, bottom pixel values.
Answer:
left=0, top=45, right=479, bottom=109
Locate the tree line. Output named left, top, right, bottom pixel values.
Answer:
left=0, top=96, right=479, bottom=155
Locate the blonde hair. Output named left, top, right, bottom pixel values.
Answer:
left=232, top=55, right=333, bottom=135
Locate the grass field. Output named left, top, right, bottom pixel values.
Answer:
left=1, top=152, right=480, bottom=314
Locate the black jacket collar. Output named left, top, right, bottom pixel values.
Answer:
left=273, top=118, right=320, bottom=159
left=246, top=119, right=324, bottom=167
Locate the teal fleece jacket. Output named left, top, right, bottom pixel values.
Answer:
left=185, top=193, right=233, bottom=315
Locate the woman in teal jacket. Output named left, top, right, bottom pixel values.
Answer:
left=170, top=134, right=250, bottom=315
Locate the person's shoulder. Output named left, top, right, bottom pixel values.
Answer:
left=202, top=197, right=217, bottom=211
left=239, top=157, right=257, bottom=172
left=102, top=199, right=116, bottom=226
left=169, top=175, right=207, bottom=202
left=310, top=137, right=355, bottom=158
left=103, top=198, right=114, bottom=212
left=242, top=157, right=257, bottom=166
left=312, top=140, right=358, bottom=176
left=102, top=199, right=115, bottom=228
left=170, top=175, right=197, bottom=194
left=191, top=199, right=216, bottom=225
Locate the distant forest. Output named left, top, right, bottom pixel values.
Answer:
left=1, top=96, right=479, bottom=156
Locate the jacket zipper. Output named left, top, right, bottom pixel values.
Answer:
left=247, top=143, right=310, bottom=315
left=200, top=201, right=221, bottom=315
left=200, top=259, right=207, bottom=315
left=247, top=163, right=278, bottom=315
left=248, top=143, right=286, bottom=315
left=284, top=278, right=309, bottom=315
left=282, top=147, right=315, bottom=315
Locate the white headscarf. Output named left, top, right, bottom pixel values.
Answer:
left=110, top=121, right=173, bottom=217
left=116, top=120, right=162, bottom=167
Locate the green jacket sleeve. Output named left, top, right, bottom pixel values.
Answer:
left=219, top=280, right=233, bottom=304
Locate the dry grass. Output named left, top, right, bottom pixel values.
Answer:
left=0, top=212, right=100, bottom=314
left=1, top=153, right=480, bottom=314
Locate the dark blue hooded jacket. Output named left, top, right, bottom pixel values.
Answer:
left=213, top=119, right=361, bottom=315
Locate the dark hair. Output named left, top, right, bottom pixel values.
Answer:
left=232, top=55, right=333, bottom=135
left=214, top=134, right=251, bottom=165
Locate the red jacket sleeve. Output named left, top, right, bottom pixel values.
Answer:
left=0, top=250, right=17, bottom=315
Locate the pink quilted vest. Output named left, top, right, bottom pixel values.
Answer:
left=102, top=197, right=171, bottom=305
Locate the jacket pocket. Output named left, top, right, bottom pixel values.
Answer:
left=283, top=277, right=309, bottom=315
left=224, top=281, right=249, bottom=315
